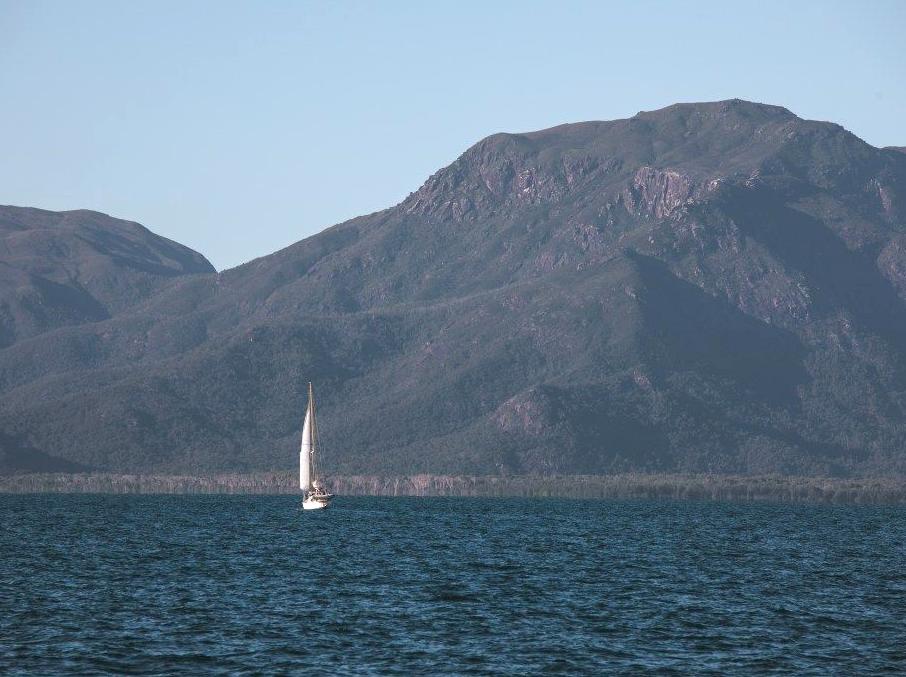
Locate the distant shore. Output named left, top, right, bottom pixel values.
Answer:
left=2, top=472, right=906, bottom=504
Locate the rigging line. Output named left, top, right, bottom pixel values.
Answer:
left=311, top=382, right=322, bottom=480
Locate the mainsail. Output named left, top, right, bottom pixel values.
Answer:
left=299, top=392, right=313, bottom=491
left=297, top=382, right=333, bottom=509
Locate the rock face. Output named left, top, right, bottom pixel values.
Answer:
left=2, top=99, right=906, bottom=477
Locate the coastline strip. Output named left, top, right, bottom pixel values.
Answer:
left=2, top=473, right=906, bottom=504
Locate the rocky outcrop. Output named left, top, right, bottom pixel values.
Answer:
left=622, top=166, right=698, bottom=219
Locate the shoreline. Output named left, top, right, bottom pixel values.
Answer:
left=2, top=472, right=906, bottom=504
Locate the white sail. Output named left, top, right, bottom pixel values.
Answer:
left=299, top=400, right=312, bottom=491
left=299, top=382, right=332, bottom=509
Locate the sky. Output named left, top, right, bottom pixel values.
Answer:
left=0, top=1, right=903, bottom=270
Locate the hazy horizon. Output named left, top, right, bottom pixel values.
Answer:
left=1, top=0, right=903, bottom=270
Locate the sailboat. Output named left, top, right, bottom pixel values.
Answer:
left=299, top=382, right=334, bottom=510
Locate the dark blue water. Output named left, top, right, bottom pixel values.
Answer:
left=1, top=496, right=904, bottom=674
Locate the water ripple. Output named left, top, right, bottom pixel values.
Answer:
left=1, top=496, right=905, bottom=674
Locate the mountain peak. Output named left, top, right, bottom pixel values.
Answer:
left=636, top=98, right=796, bottom=121
left=402, top=99, right=881, bottom=231
left=485, top=99, right=798, bottom=146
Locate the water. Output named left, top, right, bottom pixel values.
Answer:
left=1, top=496, right=905, bottom=674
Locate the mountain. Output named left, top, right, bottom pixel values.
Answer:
left=2, top=99, right=906, bottom=477
left=0, top=207, right=215, bottom=470
left=0, top=207, right=214, bottom=347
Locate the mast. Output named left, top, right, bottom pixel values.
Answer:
left=299, top=382, right=313, bottom=492
left=309, top=382, right=320, bottom=485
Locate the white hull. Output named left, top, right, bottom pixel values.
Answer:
left=302, top=496, right=332, bottom=510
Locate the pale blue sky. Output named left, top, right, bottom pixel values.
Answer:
left=1, top=1, right=903, bottom=270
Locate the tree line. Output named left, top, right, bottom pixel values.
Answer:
left=2, top=472, right=906, bottom=504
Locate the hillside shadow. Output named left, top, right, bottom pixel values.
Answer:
left=627, top=251, right=809, bottom=407
left=727, top=188, right=906, bottom=376
left=31, top=275, right=110, bottom=321
left=0, top=431, right=90, bottom=473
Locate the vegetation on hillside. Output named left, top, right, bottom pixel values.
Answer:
left=2, top=101, right=906, bottom=477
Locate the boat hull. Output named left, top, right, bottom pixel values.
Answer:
left=302, top=496, right=331, bottom=510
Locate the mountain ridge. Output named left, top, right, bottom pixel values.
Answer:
left=2, top=99, right=906, bottom=477
left=0, top=205, right=214, bottom=348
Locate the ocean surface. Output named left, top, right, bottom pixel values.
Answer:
left=1, top=496, right=904, bottom=675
